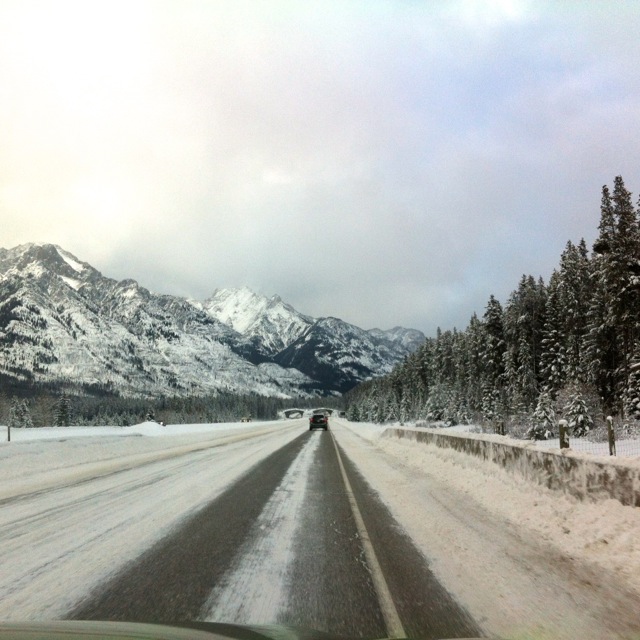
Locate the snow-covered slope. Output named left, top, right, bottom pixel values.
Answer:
left=0, top=244, right=316, bottom=397
left=204, top=290, right=427, bottom=391
left=202, top=287, right=313, bottom=357
left=0, top=244, right=424, bottom=396
left=274, top=317, right=415, bottom=392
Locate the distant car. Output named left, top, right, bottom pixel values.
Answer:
left=309, top=414, right=328, bottom=431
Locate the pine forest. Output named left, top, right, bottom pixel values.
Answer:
left=345, top=176, right=640, bottom=439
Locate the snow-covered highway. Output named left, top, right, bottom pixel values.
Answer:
left=1, top=419, right=639, bottom=639
left=0, top=421, right=302, bottom=620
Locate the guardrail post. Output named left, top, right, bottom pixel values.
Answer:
left=607, top=416, right=616, bottom=456
left=558, top=419, right=569, bottom=449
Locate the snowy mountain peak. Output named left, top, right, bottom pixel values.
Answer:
left=0, top=245, right=95, bottom=295
left=0, top=244, right=424, bottom=396
left=56, top=247, right=86, bottom=273
left=367, top=326, right=426, bottom=352
left=205, top=287, right=272, bottom=334
left=204, top=287, right=314, bottom=356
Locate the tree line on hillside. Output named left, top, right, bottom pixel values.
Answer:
left=345, top=176, right=640, bottom=439
left=0, top=390, right=344, bottom=429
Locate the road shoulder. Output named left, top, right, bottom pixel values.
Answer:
left=331, top=419, right=640, bottom=640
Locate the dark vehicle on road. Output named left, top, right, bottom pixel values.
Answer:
left=309, top=414, right=328, bottom=431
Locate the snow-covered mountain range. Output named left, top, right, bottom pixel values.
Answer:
left=0, top=244, right=425, bottom=397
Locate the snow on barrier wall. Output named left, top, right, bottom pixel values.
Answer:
left=382, top=427, right=640, bottom=508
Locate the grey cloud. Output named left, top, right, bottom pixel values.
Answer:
left=2, top=1, right=640, bottom=335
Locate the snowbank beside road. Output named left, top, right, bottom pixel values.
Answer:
left=0, top=420, right=273, bottom=442
left=379, top=429, right=640, bottom=578
left=433, top=421, right=640, bottom=457
left=333, top=418, right=640, bottom=639
left=338, top=420, right=640, bottom=591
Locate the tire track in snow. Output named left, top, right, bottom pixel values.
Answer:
left=200, top=433, right=321, bottom=623
left=68, top=432, right=310, bottom=623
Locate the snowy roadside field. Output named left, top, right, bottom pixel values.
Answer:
left=0, top=419, right=274, bottom=444
left=0, top=420, right=286, bottom=495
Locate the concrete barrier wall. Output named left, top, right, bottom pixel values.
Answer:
left=382, top=427, right=640, bottom=507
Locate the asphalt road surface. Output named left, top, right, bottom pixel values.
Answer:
left=68, top=424, right=480, bottom=639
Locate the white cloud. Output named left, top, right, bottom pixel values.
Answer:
left=447, top=0, right=533, bottom=28
left=1, top=1, right=640, bottom=334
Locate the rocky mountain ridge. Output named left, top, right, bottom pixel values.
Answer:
left=0, top=244, right=425, bottom=396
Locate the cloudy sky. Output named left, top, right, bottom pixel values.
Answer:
left=2, top=0, right=640, bottom=335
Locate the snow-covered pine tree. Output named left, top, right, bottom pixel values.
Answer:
left=7, top=397, right=33, bottom=428
left=503, top=275, right=546, bottom=411
left=564, top=391, right=593, bottom=437
left=527, top=390, right=555, bottom=439
left=610, top=176, right=640, bottom=394
left=399, top=393, right=410, bottom=425
left=540, top=271, right=566, bottom=395
left=585, top=184, right=621, bottom=410
left=558, top=239, right=591, bottom=384
left=463, top=313, right=485, bottom=414
left=372, top=388, right=386, bottom=423
left=481, top=385, right=503, bottom=424
left=587, top=178, right=640, bottom=413
left=481, top=295, right=506, bottom=417
left=20, top=399, right=33, bottom=428
left=55, top=393, right=71, bottom=427
left=624, top=352, right=640, bottom=421
left=8, top=397, right=22, bottom=429
left=363, top=388, right=378, bottom=422
left=384, top=395, right=398, bottom=423
left=347, top=402, right=360, bottom=421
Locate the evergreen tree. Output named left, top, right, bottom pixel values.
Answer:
left=20, top=399, right=33, bottom=428
left=8, top=397, right=33, bottom=428
left=8, top=397, right=22, bottom=429
left=503, top=275, right=546, bottom=410
left=558, top=239, right=591, bottom=384
left=463, top=313, right=485, bottom=414
left=584, top=178, right=640, bottom=413
left=527, top=391, right=555, bottom=439
left=399, top=393, right=410, bottom=425
left=55, top=393, right=71, bottom=427
left=610, top=176, right=640, bottom=392
left=564, top=391, right=593, bottom=437
left=585, top=184, right=622, bottom=410
left=624, top=350, right=640, bottom=421
left=540, top=271, right=566, bottom=395
left=481, top=295, right=506, bottom=420
left=363, top=388, right=378, bottom=422
left=347, top=402, right=360, bottom=421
